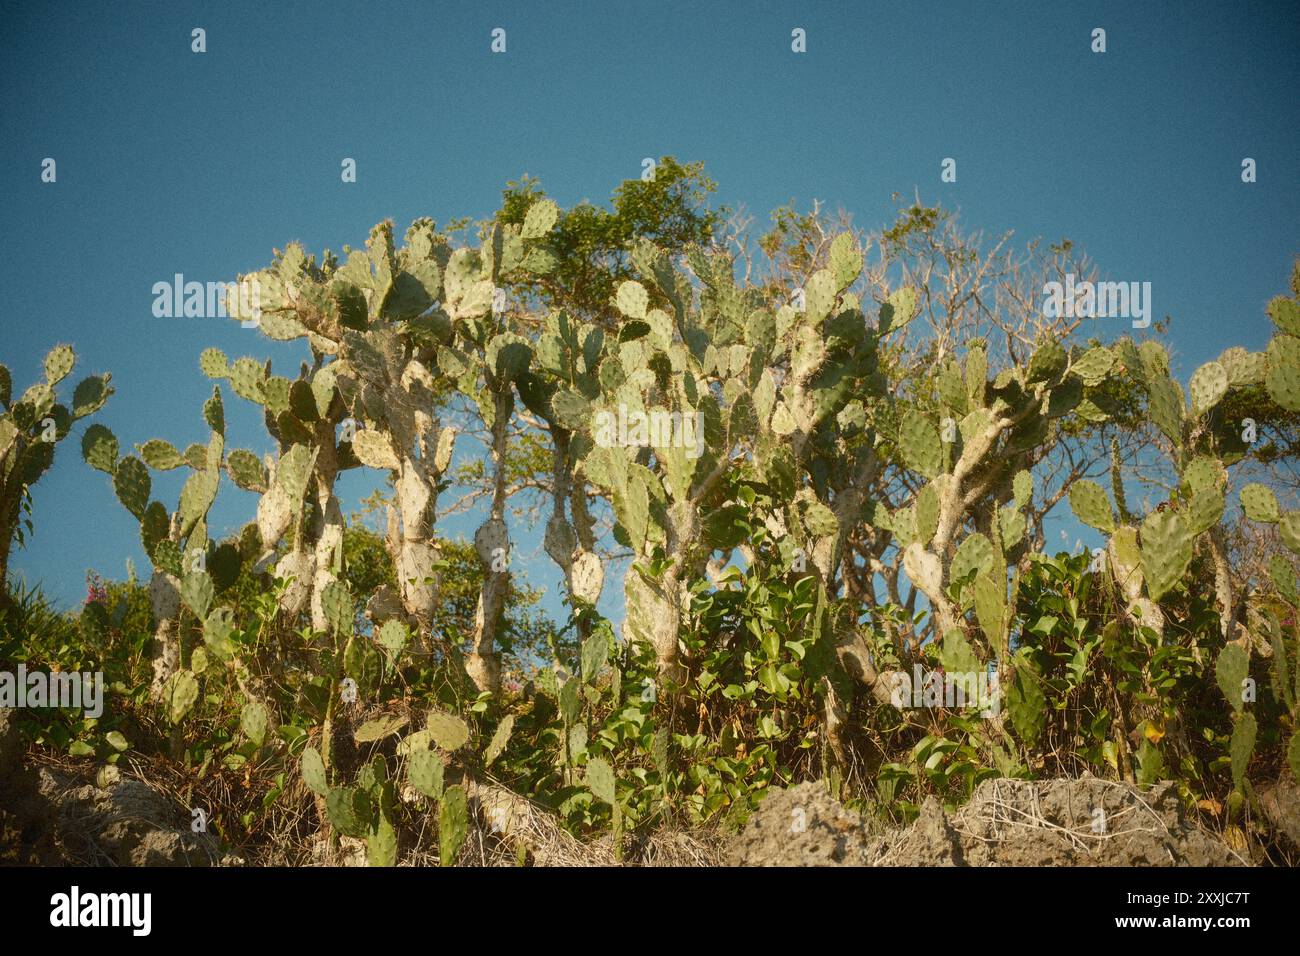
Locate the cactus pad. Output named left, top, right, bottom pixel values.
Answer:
left=1140, top=509, right=1193, bottom=601
left=71, top=374, right=112, bottom=419
left=438, top=785, right=468, bottom=867
left=1069, top=480, right=1115, bottom=533
left=616, top=280, right=649, bottom=320
left=43, top=345, right=75, bottom=386
left=138, top=438, right=185, bottom=470
left=1070, top=346, right=1114, bottom=386
left=899, top=410, right=942, bottom=478
left=1182, top=456, right=1224, bottom=496
left=1214, top=643, right=1249, bottom=713
left=972, top=572, right=1006, bottom=642
left=199, top=348, right=229, bottom=379
left=520, top=198, right=559, bottom=239
left=1281, top=511, right=1300, bottom=555
left=1219, top=347, right=1266, bottom=386
left=915, top=482, right=940, bottom=546
left=1146, top=376, right=1185, bottom=444
left=1241, top=483, right=1280, bottom=523
left=178, top=468, right=219, bottom=534
left=180, top=570, right=214, bottom=620
left=1265, top=355, right=1300, bottom=412
left=1188, top=487, right=1224, bottom=536
left=829, top=232, right=862, bottom=290
left=229, top=357, right=267, bottom=404
left=879, top=286, right=917, bottom=334
left=1188, top=361, right=1228, bottom=416
left=276, top=444, right=316, bottom=502
left=571, top=550, right=604, bottom=604
left=999, top=506, right=1027, bottom=550
left=1013, top=470, right=1033, bottom=508
left=1269, top=555, right=1297, bottom=605
left=113, top=455, right=151, bottom=520
left=300, top=746, right=329, bottom=796
left=352, top=429, right=400, bottom=470
left=320, top=580, right=354, bottom=635
left=408, top=749, right=445, bottom=798
left=1230, top=713, right=1257, bottom=792
left=1027, top=339, right=1067, bottom=383
left=81, top=424, right=118, bottom=475
left=1268, top=295, right=1300, bottom=337
left=225, top=449, right=267, bottom=492
left=951, top=532, right=994, bottom=585
left=426, top=711, right=470, bottom=751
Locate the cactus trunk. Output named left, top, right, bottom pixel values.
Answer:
left=466, top=386, right=512, bottom=694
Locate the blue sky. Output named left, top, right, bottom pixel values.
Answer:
left=2, top=0, right=1297, bottom=617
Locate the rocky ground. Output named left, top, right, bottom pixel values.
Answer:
left=725, top=777, right=1256, bottom=866
left=1, top=709, right=219, bottom=865
left=4, top=707, right=1294, bottom=866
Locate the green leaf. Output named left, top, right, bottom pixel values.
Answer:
left=1136, top=739, right=1165, bottom=788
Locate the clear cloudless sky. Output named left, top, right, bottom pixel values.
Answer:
left=1, top=0, right=1297, bottom=621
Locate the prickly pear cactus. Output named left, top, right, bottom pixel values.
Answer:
left=0, top=346, right=112, bottom=602
left=83, top=388, right=224, bottom=696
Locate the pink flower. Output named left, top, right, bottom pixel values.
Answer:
left=84, top=571, right=108, bottom=606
